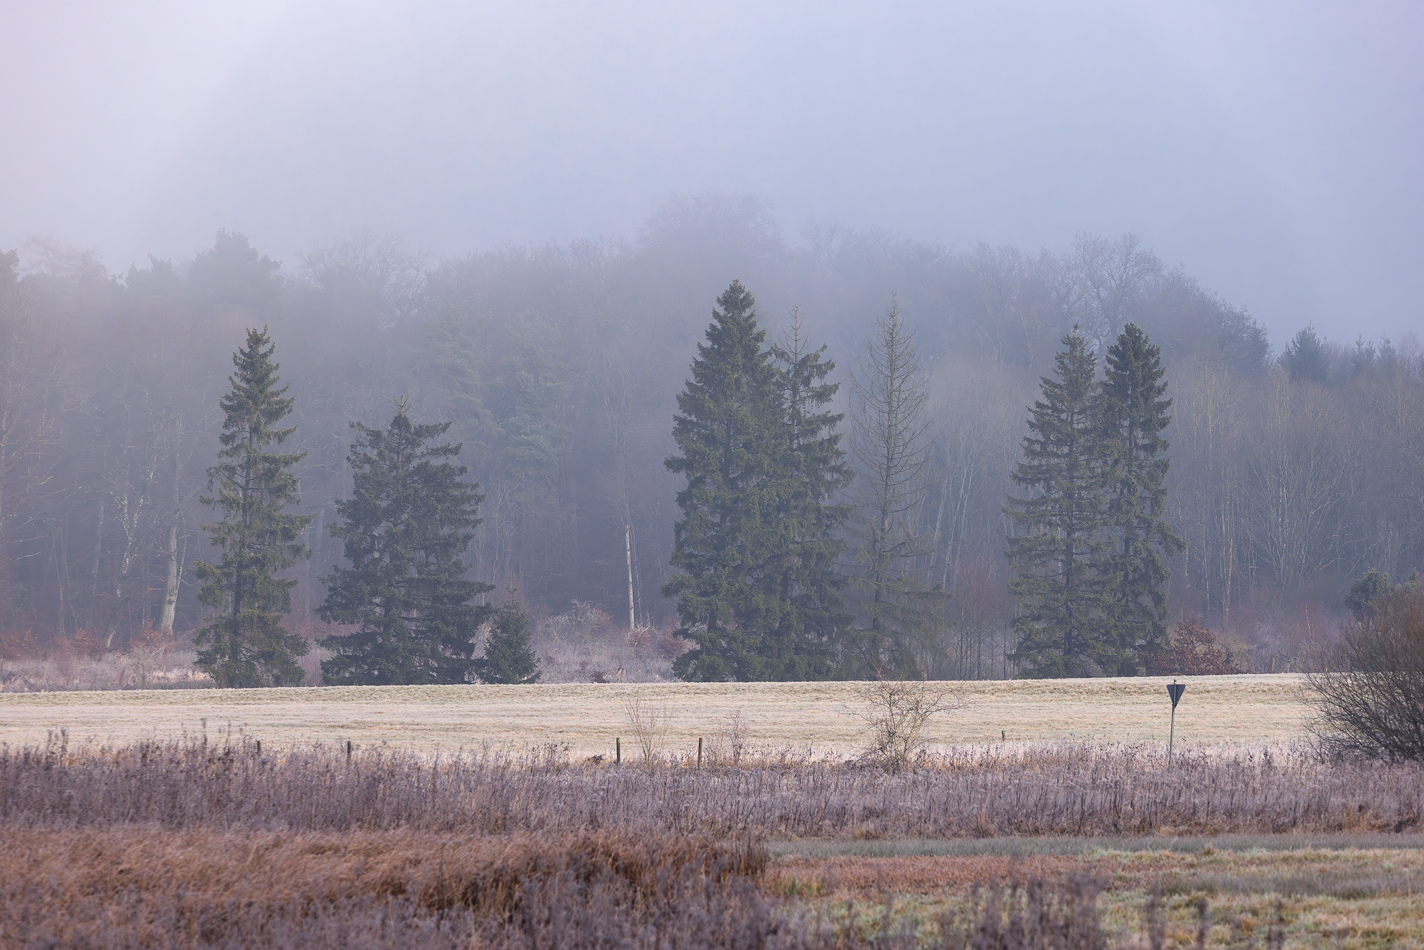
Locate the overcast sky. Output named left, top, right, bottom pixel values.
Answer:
left=4, top=0, right=1421, bottom=347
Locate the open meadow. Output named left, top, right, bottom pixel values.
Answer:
left=6, top=674, right=1424, bottom=948
left=0, top=673, right=1308, bottom=755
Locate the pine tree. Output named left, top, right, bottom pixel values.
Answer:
left=1280, top=324, right=1330, bottom=384
left=1099, top=324, right=1183, bottom=673
left=665, top=280, right=788, bottom=681
left=1004, top=329, right=1111, bottom=677
left=767, top=307, right=855, bottom=679
left=319, top=401, right=493, bottom=685
left=847, top=298, right=941, bottom=678
left=193, top=328, right=313, bottom=687
left=473, top=597, right=541, bottom=684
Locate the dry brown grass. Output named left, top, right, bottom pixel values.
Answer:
left=0, top=826, right=763, bottom=919
left=0, top=673, right=1310, bottom=755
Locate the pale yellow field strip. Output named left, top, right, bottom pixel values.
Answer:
left=0, top=674, right=1310, bottom=757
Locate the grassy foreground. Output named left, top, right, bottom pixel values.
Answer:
left=4, top=730, right=1424, bottom=947
left=0, top=673, right=1308, bottom=754
left=1, top=737, right=1422, bottom=947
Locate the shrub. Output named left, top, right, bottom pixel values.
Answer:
left=1143, top=617, right=1239, bottom=676
left=1309, top=588, right=1424, bottom=761
left=622, top=695, right=670, bottom=769
left=851, top=679, right=962, bottom=771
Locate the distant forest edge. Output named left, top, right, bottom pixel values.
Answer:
left=1, top=195, right=1418, bottom=678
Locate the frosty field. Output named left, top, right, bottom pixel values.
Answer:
left=0, top=673, right=1309, bottom=755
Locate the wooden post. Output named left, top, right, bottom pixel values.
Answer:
left=346, top=739, right=352, bottom=763
left=256, top=740, right=261, bottom=756
left=697, top=737, right=703, bottom=769
left=615, top=737, right=621, bottom=765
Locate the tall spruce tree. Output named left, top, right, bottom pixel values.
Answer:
left=665, top=280, right=788, bottom=681
left=319, top=401, right=494, bottom=685
left=767, top=307, right=855, bottom=679
left=193, top=328, right=313, bottom=687
left=847, top=298, right=940, bottom=678
left=1004, top=329, right=1111, bottom=677
left=1100, top=324, right=1182, bottom=673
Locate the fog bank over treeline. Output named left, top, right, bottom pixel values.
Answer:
left=2, top=196, right=1420, bottom=674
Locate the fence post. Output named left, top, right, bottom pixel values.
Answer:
left=697, top=737, right=703, bottom=769
left=616, top=737, right=621, bottom=765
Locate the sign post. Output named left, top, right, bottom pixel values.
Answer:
left=1166, top=679, right=1186, bottom=764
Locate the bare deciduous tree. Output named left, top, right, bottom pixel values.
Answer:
left=1308, top=589, right=1424, bottom=761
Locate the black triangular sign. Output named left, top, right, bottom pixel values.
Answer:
left=1167, top=682, right=1185, bottom=708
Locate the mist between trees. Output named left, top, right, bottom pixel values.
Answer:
left=1, top=196, right=1420, bottom=681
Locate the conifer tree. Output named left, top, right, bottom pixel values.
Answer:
left=473, top=597, right=541, bottom=684
left=193, top=328, right=313, bottom=687
left=1099, top=324, right=1182, bottom=673
left=319, top=401, right=493, bottom=685
left=767, top=307, right=855, bottom=678
left=665, top=281, right=788, bottom=681
left=1004, top=329, right=1111, bottom=677
left=847, top=298, right=941, bottom=678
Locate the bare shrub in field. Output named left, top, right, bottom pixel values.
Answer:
left=623, top=695, right=670, bottom=769
left=851, top=679, right=964, bottom=771
left=1309, top=588, right=1424, bottom=761
left=534, top=603, right=684, bottom=683
left=0, top=645, right=213, bottom=692
left=705, top=706, right=750, bottom=766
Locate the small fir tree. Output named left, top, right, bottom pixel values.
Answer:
left=193, top=328, right=313, bottom=687
left=319, top=401, right=493, bottom=685
left=1345, top=568, right=1394, bottom=622
left=1004, top=329, right=1111, bottom=677
left=473, top=597, right=541, bottom=684
left=665, top=281, right=789, bottom=681
left=1099, top=324, right=1183, bottom=673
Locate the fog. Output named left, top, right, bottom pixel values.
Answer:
left=4, top=0, right=1421, bottom=344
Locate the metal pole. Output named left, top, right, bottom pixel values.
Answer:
left=1168, top=702, right=1176, bottom=764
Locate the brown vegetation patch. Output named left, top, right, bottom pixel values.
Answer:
left=0, top=826, right=762, bottom=919
left=0, top=827, right=769, bottom=948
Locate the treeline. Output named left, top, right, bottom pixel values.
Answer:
left=1, top=196, right=1420, bottom=675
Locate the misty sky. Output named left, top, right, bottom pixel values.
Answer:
left=4, top=0, right=1421, bottom=347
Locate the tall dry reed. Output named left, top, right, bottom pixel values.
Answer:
left=2, top=735, right=1418, bottom=837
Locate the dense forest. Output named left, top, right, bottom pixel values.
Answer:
left=2, top=195, right=1420, bottom=677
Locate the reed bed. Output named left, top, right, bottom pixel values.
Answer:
left=0, top=830, right=1136, bottom=950
left=2, top=735, right=1419, bottom=838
